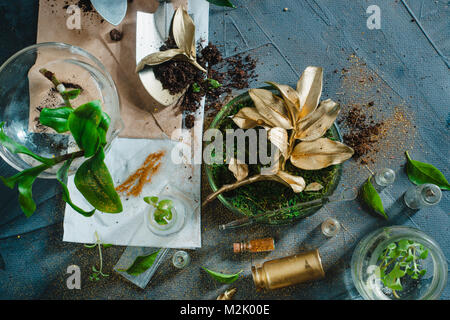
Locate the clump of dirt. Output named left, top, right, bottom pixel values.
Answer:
left=76, top=0, right=93, bottom=12
left=152, top=40, right=258, bottom=129
left=340, top=105, right=384, bottom=164
left=109, top=29, right=123, bottom=41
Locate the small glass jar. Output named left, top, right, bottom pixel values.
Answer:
left=145, top=196, right=186, bottom=236
left=374, top=168, right=396, bottom=187
left=404, top=184, right=442, bottom=209
left=351, top=226, right=447, bottom=300
left=172, top=250, right=190, bottom=269
left=321, top=218, right=341, bottom=237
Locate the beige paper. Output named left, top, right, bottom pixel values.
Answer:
left=32, top=0, right=187, bottom=139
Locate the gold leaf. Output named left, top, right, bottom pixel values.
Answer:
left=172, top=8, right=196, bottom=59
left=228, top=157, right=249, bottom=181
left=135, top=49, right=185, bottom=72
left=265, top=81, right=300, bottom=122
left=268, top=127, right=288, bottom=158
left=304, top=182, right=324, bottom=192
left=290, top=137, right=354, bottom=170
left=295, top=99, right=340, bottom=141
left=232, top=107, right=274, bottom=129
left=275, top=171, right=305, bottom=193
left=296, top=66, right=323, bottom=119
left=249, top=89, right=293, bottom=129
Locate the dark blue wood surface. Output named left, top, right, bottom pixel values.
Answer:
left=0, top=0, right=448, bottom=299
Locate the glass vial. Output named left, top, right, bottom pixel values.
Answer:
left=404, top=183, right=442, bottom=209
left=374, top=168, right=396, bottom=187
left=233, top=238, right=275, bottom=253
left=251, top=249, right=325, bottom=291
left=321, top=218, right=341, bottom=237
left=172, top=250, right=190, bottom=269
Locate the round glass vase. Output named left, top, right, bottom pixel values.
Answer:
left=351, top=226, right=447, bottom=300
left=0, top=42, right=123, bottom=178
left=204, top=87, right=342, bottom=225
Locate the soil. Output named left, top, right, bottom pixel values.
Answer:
left=152, top=39, right=258, bottom=129
left=340, top=105, right=384, bottom=164
left=109, top=29, right=123, bottom=42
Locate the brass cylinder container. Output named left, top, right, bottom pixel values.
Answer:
left=251, top=249, right=325, bottom=291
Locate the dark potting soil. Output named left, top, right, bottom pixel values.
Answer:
left=340, top=105, right=384, bottom=164
left=152, top=39, right=258, bottom=129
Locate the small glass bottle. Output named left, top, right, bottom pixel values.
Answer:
left=251, top=249, right=325, bottom=291
left=404, top=183, right=442, bottom=209
left=374, top=168, right=396, bottom=187
left=233, top=238, right=275, bottom=253
left=172, top=250, right=190, bottom=269
left=321, top=218, right=341, bottom=237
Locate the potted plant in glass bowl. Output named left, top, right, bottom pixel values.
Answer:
left=0, top=43, right=123, bottom=217
left=204, top=66, right=354, bottom=225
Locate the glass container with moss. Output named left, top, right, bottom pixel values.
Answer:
left=205, top=88, right=343, bottom=225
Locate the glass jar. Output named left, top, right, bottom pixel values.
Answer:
left=351, top=226, right=447, bottom=300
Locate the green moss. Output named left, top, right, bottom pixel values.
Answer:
left=207, top=96, right=341, bottom=224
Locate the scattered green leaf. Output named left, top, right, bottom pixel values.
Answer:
left=202, top=267, right=242, bottom=284
left=360, top=176, right=387, bottom=219
left=405, top=151, right=450, bottom=190
left=208, top=78, right=222, bottom=89
left=118, top=250, right=161, bottom=276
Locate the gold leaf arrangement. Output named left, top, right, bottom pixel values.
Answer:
left=136, top=7, right=206, bottom=74
left=203, top=66, right=354, bottom=206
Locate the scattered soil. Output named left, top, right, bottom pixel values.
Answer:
left=116, top=151, right=166, bottom=197
left=76, top=0, right=94, bottom=13
left=109, top=29, right=123, bottom=42
left=151, top=39, right=258, bottom=129
left=340, top=105, right=384, bottom=164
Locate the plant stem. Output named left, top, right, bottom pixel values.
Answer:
left=203, top=174, right=272, bottom=206
left=39, top=68, right=73, bottom=108
left=51, top=150, right=85, bottom=165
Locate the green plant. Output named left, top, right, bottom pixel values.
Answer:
left=207, top=78, right=222, bottom=90
left=202, top=267, right=242, bottom=284
left=144, top=196, right=174, bottom=225
left=377, top=239, right=428, bottom=299
left=405, top=151, right=450, bottom=190
left=0, top=69, right=122, bottom=217
left=117, top=250, right=161, bottom=276
left=84, top=232, right=112, bottom=281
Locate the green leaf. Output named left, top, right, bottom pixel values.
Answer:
left=405, top=151, right=450, bottom=190
left=39, top=107, right=73, bottom=133
left=1, top=164, right=50, bottom=217
left=208, top=79, right=222, bottom=89
left=202, top=267, right=242, bottom=284
left=0, top=122, right=54, bottom=166
left=360, top=176, right=387, bottom=219
left=157, top=199, right=173, bottom=211
left=97, top=112, right=111, bottom=147
left=61, top=89, right=81, bottom=101
left=68, top=100, right=103, bottom=158
left=57, top=156, right=95, bottom=217
left=419, top=249, right=428, bottom=260
left=206, top=0, right=236, bottom=8
left=192, top=82, right=201, bottom=93
left=74, top=149, right=122, bottom=213
left=102, top=244, right=113, bottom=248
left=118, top=250, right=160, bottom=276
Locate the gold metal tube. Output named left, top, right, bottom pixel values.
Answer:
left=251, top=249, right=325, bottom=290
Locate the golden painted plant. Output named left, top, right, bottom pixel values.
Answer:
left=136, top=7, right=206, bottom=73
left=203, top=66, right=354, bottom=205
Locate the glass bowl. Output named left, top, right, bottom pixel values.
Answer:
left=0, top=42, right=123, bottom=178
left=351, top=226, right=447, bottom=300
left=204, top=88, right=342, bottom=225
